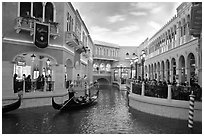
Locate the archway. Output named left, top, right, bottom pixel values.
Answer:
left=157, top=62, right=160, bottom=81
left=154, top=63, right=157, bottom=80
left=97, top=78, right=109, bottom=84
left=161, top=61, right=165, bottom=81
left=171, top=58, right=176, bottom=83
left=65, top=59, right=73, bottom=88
left=99, top=63, right=105, bottom=74
left=166, top=59, right=170, bottom=82
left=179, top=55, right=185, bottom=84
left=93, top=62, right=99, bottom=74
left=187, top=53, right=196, bottom=86
left=148, top=65, right=151, bottom=80
left=151, top=64, right=153, bottom=80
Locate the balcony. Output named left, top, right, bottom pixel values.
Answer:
left=93, top=54, right=119, bottom=61
left=82, top=52, right=89, bottom=58
left=65, top=31, right=80, bottom=48
left=14, top=16, right=60, bottom=39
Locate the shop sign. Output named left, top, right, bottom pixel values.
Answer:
left=17, top=61, right=26, bottom=66
left=34, top=22, right=50, bottom=48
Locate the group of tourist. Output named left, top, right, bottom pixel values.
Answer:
left=13, top=73, right=53, bottom=93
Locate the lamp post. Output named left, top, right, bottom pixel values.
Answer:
left=120, top=64, right=123, bottom=78
left=130, top=61, right=133, bottom=79
left=126, top=53, right=138, bottom=79
left=31, top=54, right=36, bottom=62
left=140, top=50, right=146, bottom=81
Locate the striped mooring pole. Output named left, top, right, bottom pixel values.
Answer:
left=188, top=91, right=195, bottom=133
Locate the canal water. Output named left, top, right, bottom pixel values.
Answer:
left=2, top=85, right=202, bottom=134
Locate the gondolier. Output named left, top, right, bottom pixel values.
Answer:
left=68, top=82, right=75, bottom=99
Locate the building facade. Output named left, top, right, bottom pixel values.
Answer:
left=2, top=2, right=94, bottom=101
left=140, top=2, right=201, bottom=87
left=92, top=40, right=120, bottom=83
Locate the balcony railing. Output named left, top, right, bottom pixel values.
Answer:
left=93, top=54, right=119, bottom=61
left=65, top=31, right=80, bottom=48
left=14, top=16, right=60, bottom=39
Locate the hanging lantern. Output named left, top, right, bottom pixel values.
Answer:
left=47, top=58, right=50, bottom=66
left=31, top=54, right=36, bottom=62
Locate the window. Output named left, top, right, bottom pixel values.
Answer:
left=69, top=16, right=72, bottom=31
left=19, top=2, right=54, bottom=22
left=97, top=48, right=99, bottom=55
left=106, top=64, right=111, bottom=72
left=20, top=2, right=31, bottom=17
left=45, top=2, right=54, bottom=22
left=100, top=63, right=105, bottom=71
left=67, top=12, right=70, bottom=31
left=183, top=24, right=186, bottom=36
left=101, top=48, right=104, bottom=56
left=93, top=63, right=98, bottom=71
left=33, top=2, right=43, bottom=19
left=67, top=13, right=73, bottom=32
left=71, top=18, right=74, bottom=31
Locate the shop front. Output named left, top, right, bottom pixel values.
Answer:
left=13, top=53, right=56, bottom=94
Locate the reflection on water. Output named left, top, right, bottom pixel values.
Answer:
left=2, top=86, right=202, bottom=134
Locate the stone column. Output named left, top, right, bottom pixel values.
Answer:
left=167, top=84, right=172, bottom=100
left=141, top=81, right=145, bottom=96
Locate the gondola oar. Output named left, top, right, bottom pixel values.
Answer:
left=59, top=96, right=75, bottom=110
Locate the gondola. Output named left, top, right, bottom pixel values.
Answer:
left=2, top=94, right=22, bottom=113
left=52, top=90, right=99, bottom=111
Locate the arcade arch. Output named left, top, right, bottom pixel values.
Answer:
left=179, top=55, right=185, bottom=84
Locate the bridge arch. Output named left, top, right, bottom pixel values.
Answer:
left=93, top=76, right=111, bottom=85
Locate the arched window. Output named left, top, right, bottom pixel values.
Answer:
left=97, top=48, right=99, bottom=55
left=93, top=63, right=99, bottom=71
left=20, top=2, right=31, bottom=17
left=100, top=63, right=105, bottom=71
left=106, top=64, right=111, bottom=72
left=33, top=2, right=43, bottom=19
left=45, top=2, right=54, bottom=22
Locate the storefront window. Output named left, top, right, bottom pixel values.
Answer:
left=13, top=54, right=54, bottom=93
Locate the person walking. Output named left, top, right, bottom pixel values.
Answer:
left=13, top=73, right=18, bottom=93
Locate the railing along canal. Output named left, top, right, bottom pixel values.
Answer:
left=130, top=81, right=202, bottom=102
